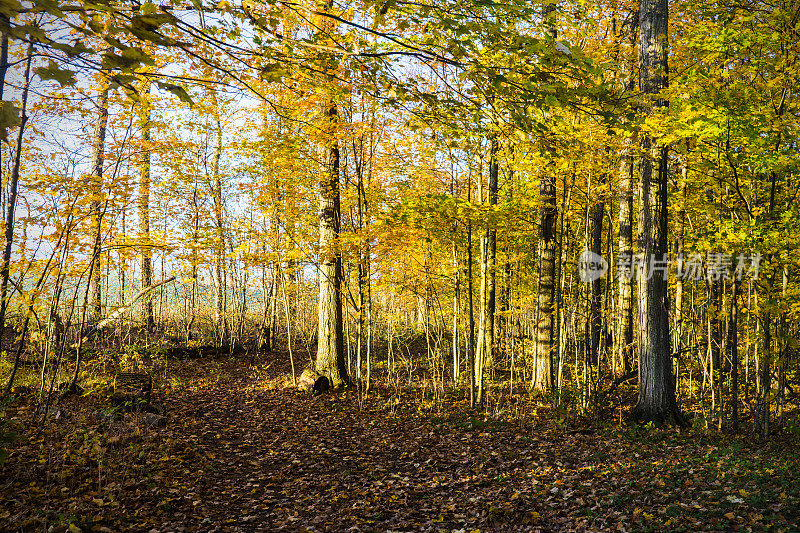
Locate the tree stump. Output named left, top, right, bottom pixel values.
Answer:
left=297, top=368, right=329, bottom=394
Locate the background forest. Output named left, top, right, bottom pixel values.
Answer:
left=1, top=0, right=799, bottom=434
left=1, top=0, right=800, bottom=531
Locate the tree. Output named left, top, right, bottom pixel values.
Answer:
left=475, top=131, right=498, bottom=406
left=532, top=4, right=559, bottom=394
left=630, top=0, right=684, bottom=425
left=314, top=1, right=348, bottom=388
left=138, top=80, right=154, bottom=331
left=87, top=84, right=109, bottom=324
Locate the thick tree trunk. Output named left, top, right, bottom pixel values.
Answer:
left=534, top=166, right=556, bottom=394
left=631, top=0, right=683, bottom=425
left=313, top=0, right=348, bottom=388
left=315, top=99, right=348, bottom=388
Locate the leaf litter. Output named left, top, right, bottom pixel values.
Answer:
left=1, top=354, right=798, bottom=532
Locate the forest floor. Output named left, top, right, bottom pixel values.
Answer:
left=1, top=352, right=799, bottom=532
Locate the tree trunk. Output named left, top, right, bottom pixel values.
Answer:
left=88, top=85, right=110, bottom=324
left=315, top=103, right=348, bottom=387
left=475, top=134, right=498, bottom=405
left=486, top=133, right=498, bottom=370
left=533, top=6, right=558, bottom=394
left=760, top=311, right=771, bottom=437
left=729, top=279, right=739, bottom=432
left=673, top=176, right=687, bottom=391
left=467, top=175, right=476, bottom=407
left=630, top=0, right=683, bottom=426
left=589, top=177, right=604, bottom=366
left=210, top=96, right=228, bottom=345
left=616, top=140, right=635, bottom=376
left=0, top=40, right=31, bottom=345
left=138, top=83, right=154, bottom=331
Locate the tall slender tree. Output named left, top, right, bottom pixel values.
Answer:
left=138, top=81, right=154, bottom=331
left=532, top=4, right=558, bottom=393
left=88, top=84, right=110, bottom=323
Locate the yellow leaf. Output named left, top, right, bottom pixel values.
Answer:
left=738, top=489, right=749, bottom=498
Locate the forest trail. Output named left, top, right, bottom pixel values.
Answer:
left=2, top=355, right=799, bottom=532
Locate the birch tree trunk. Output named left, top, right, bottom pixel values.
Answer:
left=475, top=133, right=498, bottom=405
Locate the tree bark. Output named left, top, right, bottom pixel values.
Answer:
left=617, top=141, right=635, bottom=376
left=138, top=83, right=154, bottom=331
left=314, top=4, right=348, bottom=387
left=729, top=279, right=739, bottom=431
left=315, top=98, right=347, bottom=387
left=630, top=0, right=684, bottom=425
left=0, top=40, right=31, bottom=345
left=589, top=176, right=604, bottom=366
left=533, top=6, right=558, bottom=394
left=210, top=95, right=228, bottom=345
left=475, top=133, right=498, bottom=405
left=88, top=85, right=110, bottom=323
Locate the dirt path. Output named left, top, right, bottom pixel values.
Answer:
left=2, top=357, right=799, bottom=532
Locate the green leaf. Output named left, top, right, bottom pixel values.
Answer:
left=50, top=40, right=92, bottom=57
left=156, top=82, right=193, bottom=105
left=260, top=63, right=286, bottom=82
left=127, top=25, right=178, bottom=46
left=120, top=46, right=155, bottom=66
left=34, top=60, right=76, bottom=86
